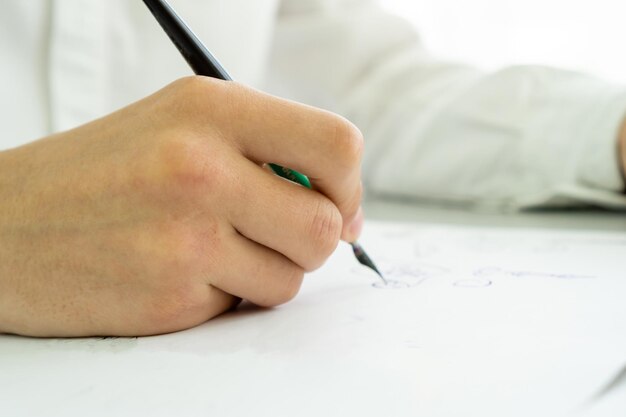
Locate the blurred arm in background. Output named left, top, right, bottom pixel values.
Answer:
left=267, top=0, right=626, bottom=210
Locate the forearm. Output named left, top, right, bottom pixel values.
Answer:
left=620, top=119, right=626, bottom=188
left=271, top=3, right=626, bottom=208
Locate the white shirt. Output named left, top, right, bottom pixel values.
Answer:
left=2, top=0, right=626, bottom=209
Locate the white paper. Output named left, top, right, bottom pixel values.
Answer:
left=1, top=221, right=625, bottom=417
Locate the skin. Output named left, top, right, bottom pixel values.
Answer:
left=0, top=77, right=365, bottom=338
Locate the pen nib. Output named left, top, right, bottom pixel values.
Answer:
left=350, top=242, right=387, bottom=285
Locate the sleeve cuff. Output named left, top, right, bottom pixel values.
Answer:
left=573, top=90, right=626, bottom=194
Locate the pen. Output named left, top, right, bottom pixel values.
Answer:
left=141, top=0, right=386, bottom=283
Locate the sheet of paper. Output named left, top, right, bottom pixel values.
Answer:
left=1, top=221, right=625, bottom=417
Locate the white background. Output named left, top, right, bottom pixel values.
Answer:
left=381, top=0, right=626, bottom=83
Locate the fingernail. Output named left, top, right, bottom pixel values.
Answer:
left=346, top=207, right=364, bottom=242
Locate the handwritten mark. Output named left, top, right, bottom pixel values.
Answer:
left=372, top=279, right=418, bottom=290
left=454, top=279, right=493, bottom=288
left=357, top=262, right=449, bottom=290
left=473, top=267, right=595, bottom=280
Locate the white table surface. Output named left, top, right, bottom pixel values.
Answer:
left=2, top=199, right=625, bottom=417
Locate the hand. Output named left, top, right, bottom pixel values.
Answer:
left=0, top=77, right=364, bottom=337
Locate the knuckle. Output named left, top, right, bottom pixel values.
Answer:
left=330, top=117, right=364, bottom=170
left=276, top=266, right=305, bottom=304
left=157, top=138, right=231, bottom=197
left=258, top=266, right=305, bottom=308
left=167, top=77, right=206, bottom=109
left=175, top=77, right=248, bottom=120
left=144, top=259, right=204, bottom=327
left=167, top=76, right=225, bottom=121
left=147, top=280, right=204, bottom=328
left=172, top=76, right=216, bottom=100
left=304, top=199, right=342, bottom=271
left=344, top=181, right=364, bottom=221
left=178, top=75, right=208, bottom=90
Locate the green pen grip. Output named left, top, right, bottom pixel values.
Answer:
left=269, top=163, right=312, bottom=190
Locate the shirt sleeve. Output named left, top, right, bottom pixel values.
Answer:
left=265, top=0, right=626, bottom=210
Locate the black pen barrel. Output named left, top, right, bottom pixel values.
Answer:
left=142, top=0, right=232, bottom=80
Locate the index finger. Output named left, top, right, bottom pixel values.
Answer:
left=206, top=81, right=364, bottom=237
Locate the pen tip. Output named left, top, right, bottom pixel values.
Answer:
left=350, top=242, right=387, bottom=285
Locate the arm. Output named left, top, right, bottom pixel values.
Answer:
left=268, top=0, right=626, bottom=209
left=618, top=120, right=626, bottom=183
